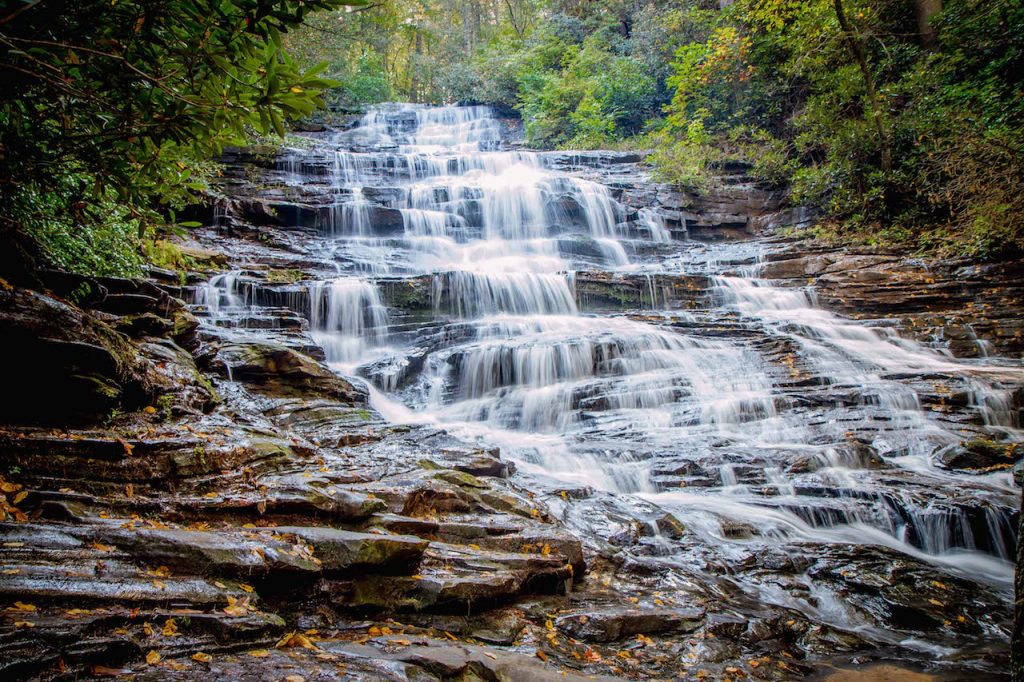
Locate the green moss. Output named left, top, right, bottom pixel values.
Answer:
left=264, top=268, right=305, bottom=284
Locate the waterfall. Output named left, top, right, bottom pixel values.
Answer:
left=198, top=103, right=1023, bottom=605
left=309, top=278, right=388, bottom=365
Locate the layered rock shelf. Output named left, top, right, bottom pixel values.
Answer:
left=2, top=104, right=1021, bottom=681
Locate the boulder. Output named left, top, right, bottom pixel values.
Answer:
left=937, top=439, right=1019, bottom=471
left=200, top=341, right=367, bottom=402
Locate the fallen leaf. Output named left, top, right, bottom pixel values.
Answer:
left=224, top=595, right=253, bottom=616
left=11, top=601, right=36, bottom=611
left=90, top=542, right=115, bottom=552
left=535, top=650, right=548, bottom=662
left=116, top=438, right=134, bottom=456
left=239, top=583, right=254, bottom=593
left=13, top=491, right=28, bottom=505
left=14, top=620, right=35, bottom=628
left=285, top=676, right=305, bottom=682
left=161, top=618, right=179, bottom=637
left=276, top=632, right=318, bottom=650
left=247, top=649, right=269, bottom=658
left=144, top=406, right=157, bottom=415
left=191, top=652, right=212, bottom=663
left=145, top=650, right=161, bottom=665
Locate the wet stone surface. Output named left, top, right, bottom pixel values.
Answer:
left=2, top=104, right=1023, bottom=680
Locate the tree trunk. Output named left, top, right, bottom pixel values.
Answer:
left=914, top=0, right=942, bottom=50
left=833, top=0, right=892, bottom=173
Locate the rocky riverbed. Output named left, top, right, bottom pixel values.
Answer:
left=1, top=105, right=1021, bottom=681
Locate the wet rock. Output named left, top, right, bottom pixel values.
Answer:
left=937, top=438, right=1019, bottom=471
left=101, top=527, right=322, bottom=576
left=555, top=607, right=704, bottom=642
left=454, top=454, right=516, bottom=478
left=0, top=286, right=155, bottom=424
left=720, top=520, right=758, bottom=539
left=271, top=526, right=427, bottom=574
left=201, top=341, right=366, bottom=402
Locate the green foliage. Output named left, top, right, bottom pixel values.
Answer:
left=11, top=174, right=146, bottom=277
left=1, top=0, right=359, bottom=278
left=653, top=0, right=1024, bottom=257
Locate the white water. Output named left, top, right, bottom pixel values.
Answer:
left=201, top=104, right=1022, bottom=659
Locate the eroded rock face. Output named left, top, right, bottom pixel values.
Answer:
left=0, top=286, right=156, bottom=424
left=3, top=107, right=1023, bottom=682
left=199, top=341, right=367, bottom=402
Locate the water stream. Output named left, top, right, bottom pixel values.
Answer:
left=202, top=103, right=1022, bottom=667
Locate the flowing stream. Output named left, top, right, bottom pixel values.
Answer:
left=203, top=103, right=1022, bottom=667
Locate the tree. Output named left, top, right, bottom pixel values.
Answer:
left=0, top=0, right=360, bottom=279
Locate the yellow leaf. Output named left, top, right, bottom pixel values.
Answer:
left=290, top=87, right=303, bottom=94
left=91, top=542, right=115, bottom=552
left=152, top=580, right=166, bottom=590
left=13, top=491, right=28, bottom=505
left=146, top=650, right=161, bottom=665
left=161, top=618, right=179, bottom=637
left=116, top=438, right=134, bottom=456
left=2, top=568, right=21, bottom=575
left=11, top=601, right=36, bottom=611
left=204, top=492, right=219, bottom=499
left=191, top=653, right=212, bottom=663
left=14, top=620, right=35, bottom=629
left=535, top=650, right=548, bottom=662
left=144, top=406, right=157, bottom=414
left=285, top=676, right=305, bottom=682
left=276, top=632, right=318, bottom=650
left=248, top=649, right=269, bottom=658
left=239, top=583, right=254, bottom=593
left=143, top=623, right=154, bottom=636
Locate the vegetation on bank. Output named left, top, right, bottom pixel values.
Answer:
left=289, top=0, right=1024, bottom=258
left=0, top=0, right=361, bottom=280
left=1, top=0, right=1021, bottom=280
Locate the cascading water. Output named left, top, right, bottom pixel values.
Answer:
left=309, top=278, right=388, bottom=366
left=200, top=103, right=1023, bottom=668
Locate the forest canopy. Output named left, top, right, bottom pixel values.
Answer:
left=288, top=0, right=1024, bottom=257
